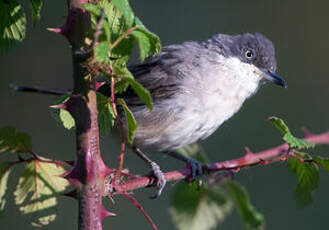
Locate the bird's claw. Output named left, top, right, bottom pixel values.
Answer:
left=186, top=158, right=206, bottom=185
left=149, top=162, right=166, bottom=199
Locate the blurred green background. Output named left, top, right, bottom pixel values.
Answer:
left=1, top=0, right=329, bottom=229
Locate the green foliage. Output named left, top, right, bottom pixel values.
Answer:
left=29, top=0, right=43, bottom=24
left=0, top=0, right=44, bottom=54
left=94, top=41, right=111, bottom=63
left=121, top=76, right=153, bottom=110
left=288, top=152, right=319, bottom=207
left=14, top=159, right=69, bottom=227
left=225, top=181, right=265, bottom=230
left=50, top=95, right=76, bottom=130
left=269, top=117, right=314, bottom=149
left=82, top=0, right=160, bottom=131
left=313, top=156, right=329, bottom=172
left=0, top=0, right=26, bottom=54
left=0, top=127, right=32, bottom=153
left=0, top=162, right=11, bottom=218
left=117, top=98, right=137, bottom=144
left=111, top=0, right=135, bottom=27
left=97, top=92, right=115, bottom=134
left=170, top=182, right=233, bottom=230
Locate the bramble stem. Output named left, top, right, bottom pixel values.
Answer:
left=113, top=131, right=329, bottom=193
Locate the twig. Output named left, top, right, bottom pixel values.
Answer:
left=122, top=192, right=158, bottom=230
left=110, top=26, right=138, bottom=49
left=10, top=84, right=70, bottom=96
left=110, top=77, right=126, bottom=185
left=91, top=8, right=105, bottom=51
left=113, top=130, right=329, bottom=193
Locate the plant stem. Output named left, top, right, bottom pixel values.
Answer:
left=113, top=130, right=329, bottom=193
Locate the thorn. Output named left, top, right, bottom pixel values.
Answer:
left=244, top=146, right=254, bottom=155
left=95, top=81, right=106, bottom=91
left=301, top=126, right=314, bottom=137
left=101, top=206, right=116, bottom=220
left=259, top=159, right=269, bottom=165
left=47, top=27, right=62, bottom=34
left=49, top=103, right=67, bottom=110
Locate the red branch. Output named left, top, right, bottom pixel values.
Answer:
left=122, top=192, right=158, bottom=230
left=113, top=131, right=329, bottom=193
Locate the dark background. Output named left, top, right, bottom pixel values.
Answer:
left=1, top=0, right=329, bottom=229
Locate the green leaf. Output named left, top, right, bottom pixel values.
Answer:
left=170, top=182, right=233, bottom=230
left=131, top=30, right=151, bottom=62
left=29, top=0, right=43, bottom=24
left=288, top=153, right=319, bottom=207
left=134, top=17, right=161, bottom=55
left=0, top=162, right=11, bottom=218
left=82, top=3, right=101, bottom=16
left=0, top=0, right=26, bottom=54
left=111, top=0, right=135, bottom=27
left=14, top=159, right=69, bottom=227
left=313, top=156, right=329, bottom=172
left=97, top=92, right=115, bottom=134
left=225, top=180, right=264, bottom=230
left=50, top=95, right=75, bottom=130
left=117, top=98, right=137, bottom=144
left=94, top=41, right=111, bottom=63
left=0, top=127, right=32, bottom=153
left=122, top=76, right=153, bottom=110
left=268, top=117, right=314, bottom=149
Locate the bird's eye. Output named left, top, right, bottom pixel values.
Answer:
left=244, top=49, right=255, bottom=59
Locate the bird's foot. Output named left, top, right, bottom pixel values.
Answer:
left=148, top=161, right=166, bottom=199
left=185, top=157, right=207, bottom=184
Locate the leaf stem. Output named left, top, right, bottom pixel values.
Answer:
left=110, top=25, right=138, bottom=50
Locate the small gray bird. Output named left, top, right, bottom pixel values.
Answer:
left=116, top=32, right=287, bottom=197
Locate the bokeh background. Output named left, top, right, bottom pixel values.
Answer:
left=1, top=0, right=329, bottom=229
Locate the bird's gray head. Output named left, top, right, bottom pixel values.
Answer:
left=206, top=33, right=287, bottom=88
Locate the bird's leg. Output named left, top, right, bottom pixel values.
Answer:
left=132, top=147, right=166, bottom=198
left=164, top=151, right=206, bottom=182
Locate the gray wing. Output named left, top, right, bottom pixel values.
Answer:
left=122, top=42, right=201, bottom=106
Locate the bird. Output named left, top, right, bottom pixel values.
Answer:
left=111, top=32, right=287, bottom=198
left=11, top=32, right=287, bottom=198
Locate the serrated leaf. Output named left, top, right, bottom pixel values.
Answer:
left=112, top=0, right=134, bottom=26
left=131, top=30, right=151, bottom=62
left=170, top=182, right=233, bottom=230
left=313, top=156, right=329, bottom=172
left=82, top=3, right=101, bottom=16
left=0, top=0, right=26, bottom=54
left=269, top=117, right=314, bottom=149
left=0, top=127, right=32, bottom=153
left=97, top=92, right=115, bottom=134
left=29, top=0, right=43, bottom=24
left=283, top=134, right=314, bottom=149
left=14, top=159, right=69, bottom=227
left=225, top=180, right=264, bottom=230
left=95, top=41, right=110, bottom=63
left=288, top=154, right=319, bottom=207
left=0, top=162, right=11, bottom=218
left=117, top=98, right=137, bottom=144
left=134, top=17, right=161, bottom=55
left=122, top=76, right=153, bottom=110
left=50, top=95, right=75, bottom=130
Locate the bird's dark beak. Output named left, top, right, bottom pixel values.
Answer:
left=263, top=70, right=287, bottom=88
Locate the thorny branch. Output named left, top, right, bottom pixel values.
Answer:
left=111, top=130, right=329, bottom=194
